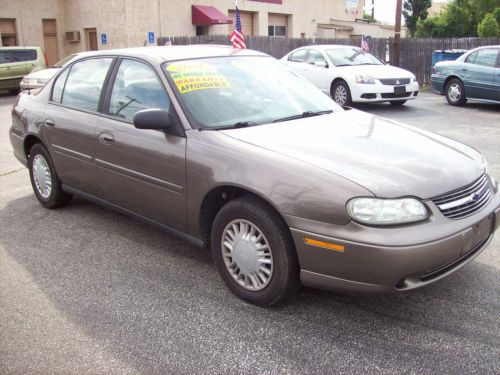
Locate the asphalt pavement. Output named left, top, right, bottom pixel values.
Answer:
left=1, top=90, right=499, bottom=374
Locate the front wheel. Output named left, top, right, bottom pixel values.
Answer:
left=331, top=80, right=353, bottom=106
left=28, top=143, right=72, bottom=208
left=445, top=78, right=467, bottom=106
left=211, top=196, right=300, bottom=306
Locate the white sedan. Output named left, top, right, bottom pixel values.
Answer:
left=281, top=45, right=419, bottom=106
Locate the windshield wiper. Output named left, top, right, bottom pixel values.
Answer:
left=200, top=121, right=258, bottom=131
left=334, top=64, right=352, bottom=67
left=272, top=110, right=333, bottom=123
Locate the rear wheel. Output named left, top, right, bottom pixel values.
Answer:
left=28, top=143, right=72, bottom=208
left=445, top=78, right=467, bottom=106
left=211, top=196, right=299, bottom=306
left=331, top=80, right=353, bottom=106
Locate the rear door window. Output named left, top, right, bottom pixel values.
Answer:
left=473, top=49, right=498, bottom=67
left=60, top=58, right=113, bottom=112
left=0, top=50, right=12, bottom=64
left=107, top=59, right=169, bottom=122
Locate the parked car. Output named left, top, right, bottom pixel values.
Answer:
left=431, top=45, right=500, bottom=106
left=20, top=54, right=78, bottom=91
left=10, top=46, right=499, bottom=306
left=281, top=45, right=419, bottom=106
left=0, top=46, right=48, bottom=93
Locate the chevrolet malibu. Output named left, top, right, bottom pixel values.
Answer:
left=9, top=46, right=500, bottom=306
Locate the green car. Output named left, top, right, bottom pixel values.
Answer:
left=0, top=46, right=48, bottom=93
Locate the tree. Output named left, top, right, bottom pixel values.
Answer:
left=415, top=0, right=499, bottom=37
left=403, top=0, right=432, bottom=37
left=477, top=12, right=500, bottom=36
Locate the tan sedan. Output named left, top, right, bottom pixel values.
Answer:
left=9, top=46, right=500, bottom=306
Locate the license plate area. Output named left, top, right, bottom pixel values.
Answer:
left=394, top=86, right=406, bottom=94
left=472, top=214, right=493, bottom=247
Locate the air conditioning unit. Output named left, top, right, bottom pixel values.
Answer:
left=65, top=31, right=81, bottom=43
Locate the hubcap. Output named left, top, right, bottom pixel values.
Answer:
left=334, top=85, right=347, bottom=105
left=32, top=154, right=52, bottom=199
left=448, top=83, right=461, bottom=102
left=221, top=219, right=273, bottom=291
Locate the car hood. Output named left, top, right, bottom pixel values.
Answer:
left=220, top=109, right=483, bottom=199
left=334, top=64, right=414, bottom=79
left=24, top=67, right=60, bottom=79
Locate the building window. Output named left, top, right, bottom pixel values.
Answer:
left=268, top=25, right=287, bottom=37
left=196, top=26, right=208, bottom=36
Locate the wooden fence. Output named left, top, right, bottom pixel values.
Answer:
left=160, top=35, right=500, bottom=85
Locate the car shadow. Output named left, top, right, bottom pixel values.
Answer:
left=1, top=194, right=498, bottom=373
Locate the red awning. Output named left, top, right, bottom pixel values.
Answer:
left=192, top=5, right=233, bottom=25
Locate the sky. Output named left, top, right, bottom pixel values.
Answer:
left=364, top=0, right=450, bottom=25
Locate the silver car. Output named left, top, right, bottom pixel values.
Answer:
left=9, top=46, right=500, bottom=306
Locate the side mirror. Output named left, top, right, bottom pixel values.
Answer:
left=315, top=60, right=328, bottom=68
left=133, top=109, right=172, bottom=130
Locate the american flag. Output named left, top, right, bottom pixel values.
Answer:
left=229, top=6, right=246, bottom=49
left=361, top=35, right=369, bottom=52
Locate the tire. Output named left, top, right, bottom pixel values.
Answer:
left=389, top=100, right=407, bottom=106
left=28, top=143, right=72, bottom=209
left=445, top=78, right=467, bottom=106
left=211, top=196, right=300, bottom=306
left=331, top=80, right=353, bottom=106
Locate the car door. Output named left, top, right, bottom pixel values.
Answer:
left=94, top=58, right=187, bottom=231
left=462, top=48, right=498, bottom=101
left=302, top=49, right=329, bottom=93
left=44, top=57, right=114, bottom=195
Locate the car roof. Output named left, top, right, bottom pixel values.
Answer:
left=75, top=45, right=268, bottom=64
left=0, top=46, right=43, bottom=50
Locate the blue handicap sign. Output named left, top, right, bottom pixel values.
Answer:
left=148, top=31, right=155, bottom=44
left=101, top=33, right=107, bottom=45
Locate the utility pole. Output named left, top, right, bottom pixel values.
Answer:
left=371, top=0, right=375, bottom=20
left=393, top=0, right=402, bottom=66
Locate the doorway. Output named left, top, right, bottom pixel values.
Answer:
left=43, top=19, right=59, bottom=66
left=85, top=28, right=98, bottom=51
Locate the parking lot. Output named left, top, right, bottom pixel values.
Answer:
left=0, top=90, right=499, bottom=374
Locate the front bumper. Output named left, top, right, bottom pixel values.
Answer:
left=286, top=190, right=500, bottom=294
left=350, top=81, right=419, bottom=103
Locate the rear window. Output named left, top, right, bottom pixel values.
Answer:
left=288, top=50, right=307, bottom=62
left=0, top=49, right=38, bottom=64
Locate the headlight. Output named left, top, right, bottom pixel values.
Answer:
left=347, top=197, right=429, bottom=225
left=355, top=74, right=376, bottom=84
left=483, top=156, right=497, bottom=191
left=411, top=76, right=417, bottom=83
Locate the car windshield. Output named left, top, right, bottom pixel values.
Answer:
left=326, top=48, right=383, bottom=66
left=163, top=56, right=341, bottom=129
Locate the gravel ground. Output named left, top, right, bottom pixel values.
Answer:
left=1, top=90, right=499, bottom=374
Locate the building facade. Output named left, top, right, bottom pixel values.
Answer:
left=1, top=0, right=395, bottom=64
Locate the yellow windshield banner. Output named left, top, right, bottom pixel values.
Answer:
left=166, top=62, right=231, bottom=94
left=171, top=71, right=231, bottom=94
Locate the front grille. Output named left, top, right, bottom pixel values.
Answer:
left=432, top=174, right=493, bottom=219
left=381, top=92, right=411, bottom=98
left=379, top=78, right=411, bottom=85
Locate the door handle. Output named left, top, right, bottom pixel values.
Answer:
left=44, top=119, right=55, bottom=127
left=99, top=132, right=115, bottom=144
left=461, top=68, right=468, bottom=72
